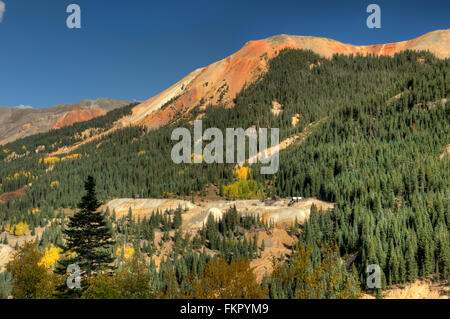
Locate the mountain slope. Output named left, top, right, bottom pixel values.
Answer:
left=121, top=29, right=449, bottom=129
left=0, top=37, right=448, bottom=294
left=0, top=98, right=132, bottom=145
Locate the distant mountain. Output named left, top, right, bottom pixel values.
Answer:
left=0, top=98, right=132, bottom=145
left=120, top=29, right=449, bottom=129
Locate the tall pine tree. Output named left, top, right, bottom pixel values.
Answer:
left=55, top=176, right=115, bottom=298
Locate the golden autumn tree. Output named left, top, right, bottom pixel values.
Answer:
left=234, top=166, right=250, bottom=180
left=6, top=242, right=60, bottom=299
left=116, top=245, right=135, bottom=261
left=186, top=257, right=266, bottom=299
left=222, top=179, right=263, bottom=199
left=38, top=244, right=63, bottom=269
left=7, top=221, right=30, bottom=236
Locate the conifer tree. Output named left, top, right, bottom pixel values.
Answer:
left=173, top=207, right=182, bottom=229
left=54, top=176, right=115, bottom=298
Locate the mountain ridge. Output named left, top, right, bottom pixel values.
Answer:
left=0, top=98, right=132, bottom=145
left=0, top=42, right=448, bottom=295
left=120, top=29, right=449, bottom=130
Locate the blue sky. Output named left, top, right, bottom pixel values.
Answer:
left=0, top=0, right=448, bottom=108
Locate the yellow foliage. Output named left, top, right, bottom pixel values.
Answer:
left=6, top=242, right=60, bottom=299
left=50, top=181, right=60, bottom=188
left=222, top=179, right=263, bottom=199
left=162, top=191, right=174, bottom=198
left=27, top=208, right=40, bottom=215
left=116, top=246, right=135, bottom=260
left=190, top=153, right=204, bottom=162
left=137, top=150, right=147, bottom=156
left=234, top=166, right=250, bottom=180
left=7, top=221, right=30, bottom=236
left=3, top=148, right=10, bottom=154
left=9, top=171, right=31, bottom=180
left=62, top=153, right=82, bottom=161
left=42, top=157, right=60, bottom=165
left=38, top=245, right=63, bottom=269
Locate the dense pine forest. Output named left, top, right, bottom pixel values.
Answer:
left=0, top=49, right=448, bottom=298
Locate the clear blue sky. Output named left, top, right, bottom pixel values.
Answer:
left=0, top=0, right=448, bottom=108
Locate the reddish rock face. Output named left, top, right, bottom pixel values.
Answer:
left=0, top=98, right=132, bottom=145
left=53, top=109, right=106, bottom=129
left=0, top=185, right=28, bottom=202
left=123, top=30, right=449, bottom=130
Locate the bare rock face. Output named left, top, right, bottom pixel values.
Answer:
left=121, top=30, right=449, bottom=130
left=53, top=109, right=106, bottom=129
left=292, top=114, right=300, bottom=127
left=100, top=197, right=335, bottom=230
left=206, top=207, right=223, bottom=221
left=0, top=244, right=13, bottom=272
left=271, top=101, right=283, bottom=116
left=0, top=185, right=28, bottom=202
left=3, top=31, right=447, bottom=146
left=0, top=98, right=132, bottom=145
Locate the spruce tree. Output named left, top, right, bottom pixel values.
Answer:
left=173, top=207, right=182, bottom=229
left=54, top=176, right=115, bottom=298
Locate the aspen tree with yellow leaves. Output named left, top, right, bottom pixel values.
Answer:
left=116, top=246, right=135, bottom=260
left=38, top=245, right=63, bottom=269
left=6, top=222, right=30, bottom=236
left=234, top=166, right=250, bottom=180
left=6, top=242, right=59, bottom=299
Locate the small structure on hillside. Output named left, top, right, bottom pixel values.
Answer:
left=264, top=195, right=280, bottom=206
left=288, top=196, right=303, bottom=206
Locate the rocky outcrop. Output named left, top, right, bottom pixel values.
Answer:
left=0, top=244, right=13, bottom=272
left=0, top=185, right=28, bottom=203
left=100, top=197, right=335, bottom=230
left=53, top=109, right=106, bottom=129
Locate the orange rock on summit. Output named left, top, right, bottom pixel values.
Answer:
left=120, top=29, right=449, bottom=130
